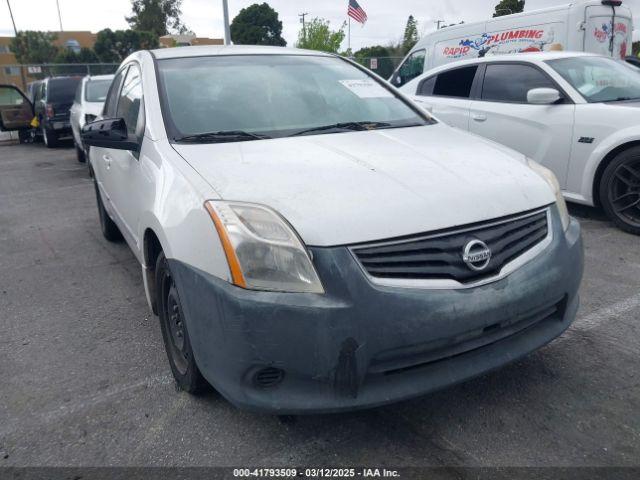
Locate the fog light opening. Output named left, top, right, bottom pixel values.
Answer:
left=253, top=367, right=285, bottom=389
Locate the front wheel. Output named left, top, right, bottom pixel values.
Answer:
left=42, top=126, right=59, bottom=148
left=156, top=252, right=209, bottom=394
left=75, top=140, right=86, bottom=163
left=93, top=180, right=122, bottom=242
left=600, top=147, right=640, bottom=235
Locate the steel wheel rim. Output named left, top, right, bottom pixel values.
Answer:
left=163, top=277, right=188, bottom=375
left=609, top=159, right=640, bottom=227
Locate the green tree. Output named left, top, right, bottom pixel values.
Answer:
left=493, top=0, right=525, bottom=17
left=9, top=31, right=59, bottom=64
left=401, top=15, right=419, bottom=54
left=230, top=3, right=286, bottom=46
left=126, top=0, right=188, bottom=37
left=54, top=47, right=99, bottom=64
left=296, top=18, right=345, bottom=53
left=633, top=41, right=640, bottom=57
left=94, top=29, right=159, bottom=63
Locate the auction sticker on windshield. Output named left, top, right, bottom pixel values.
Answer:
left=339, top=79, right=393, bottom=98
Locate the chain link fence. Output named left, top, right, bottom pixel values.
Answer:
left=1, top=63, right=120, bottom=91
left=1, top=57, right=405, bottom=97
left=351, top=57, right=404, bottom=80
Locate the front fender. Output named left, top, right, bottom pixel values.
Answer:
left=580, top=127, right=640, bottom=204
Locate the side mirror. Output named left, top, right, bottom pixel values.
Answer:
left=527, top=88, right=562, bottom=105
left=81, top=117, right=140, bottom=151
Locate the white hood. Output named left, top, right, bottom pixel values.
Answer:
left=174, top=124, right=555, bottom=246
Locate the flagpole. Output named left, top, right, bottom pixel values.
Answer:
left=348, top=16, right=351, bottom=53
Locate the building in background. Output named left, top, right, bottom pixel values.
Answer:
left=0, top=31, right=222, bottom=90
left=0, top=31, right=97, bottom=89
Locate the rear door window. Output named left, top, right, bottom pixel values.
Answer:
left=116, top=64, right=144, bottom=135
left=104, top=68, right=127, bottom=117
left=481, top=64, right=555, bottom=103
left=432, top=66, right=478, bottom=98
left=417, top=76, right=436, bottom=96
left=48, top=78, right=82, bottom=102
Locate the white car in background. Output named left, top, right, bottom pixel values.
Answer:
left=70, top=74, right=114, bottom=163
left=401, top=52, right=640, bottom=235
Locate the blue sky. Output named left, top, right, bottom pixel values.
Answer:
left=2, top=0, right=640, bottom=50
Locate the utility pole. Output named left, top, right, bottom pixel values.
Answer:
left=6, top=0, right=27, bottom=90
left=434, top=20, right=444, bottom=30
left=298, top=12, right=309, bottom=42
left=222, top=0, right=231, bottom=45
left=56, top=0, right=63, bottom=31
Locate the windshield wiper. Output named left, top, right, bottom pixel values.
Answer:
left=174, top=130, right=271, bottom=143
left=291, top=121, right=393, bottom=137
left=610, top=96, right=640, bottom=102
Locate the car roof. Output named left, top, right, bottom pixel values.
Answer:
left=85, top=74, right=115, bottom=81
left=424, top=51, right=600, bottom=74
left=151, top=44, right=335, bottom=60
left=46, top=76, right=83, bottom=84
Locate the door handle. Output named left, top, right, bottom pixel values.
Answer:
left=103, top=154, right=112, bottom=169
left=472, top=113, right=487, bottom=122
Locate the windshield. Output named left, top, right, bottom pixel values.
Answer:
left=547, top=56, right=640, bottom=103
left=157, top=55, right=430, bottom=142
left=85, top=79, right=112, bottom=102
left=49, top=78, right=82, bottom=102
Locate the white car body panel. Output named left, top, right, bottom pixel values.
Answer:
left=88, top=46, right=556, bottom=285
left=401, top=52, right=640, bottom=207
left=173, top=125, right=554, bottom=247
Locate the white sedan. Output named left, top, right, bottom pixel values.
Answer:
left=69, top=74, right=114, bottom=163
left=56, top=45, right=584, bottom=413
left=400, top=52, right=640, bottom=235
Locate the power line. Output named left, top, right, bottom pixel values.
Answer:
left=6, top=0, right=17, bottom=35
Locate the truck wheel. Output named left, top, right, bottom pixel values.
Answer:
left=18, top=129, right=30, bottom=144
left=42, top=126, right=59, bottom=148
left=155, top=252, right=209, bottom=394
left=599, top=147, right=640, bottom=235
left=93, top=180, right=122, bottom=242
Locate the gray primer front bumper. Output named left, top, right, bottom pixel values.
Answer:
left=170, top=207, right=583, bottom=414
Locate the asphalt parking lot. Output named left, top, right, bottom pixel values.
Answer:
left=0, top=141, right=639, bottom=468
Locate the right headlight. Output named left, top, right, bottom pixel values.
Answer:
left=527, top=159, right=570, bottom=231
left=204, top=200, right=324, bottom=294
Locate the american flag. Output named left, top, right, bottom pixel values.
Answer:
left=348, top=0, right=368, bottom=25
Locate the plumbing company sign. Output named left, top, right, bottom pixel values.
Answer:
left=593, top=21, right=629, bottom=58
left=437, top=25, right=563, bottom=63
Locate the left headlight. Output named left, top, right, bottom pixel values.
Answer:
left=527, top=159, right=570, bottom=231
left=204, top=200, right=324, bottom=294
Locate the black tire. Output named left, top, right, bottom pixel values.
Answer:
left=155, top=252, right=209, bottom=394
left=18, top=129, right=30, bottom=144
left=599, top=147, right=640, bottom=235
left=75, top=140, right=86, bottom=163
left=93, top=180, right=123, bottom=242
left=42, top=126, right=59, bottom=148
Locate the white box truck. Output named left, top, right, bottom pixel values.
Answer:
left=390, top=0, right=633, bottom=87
